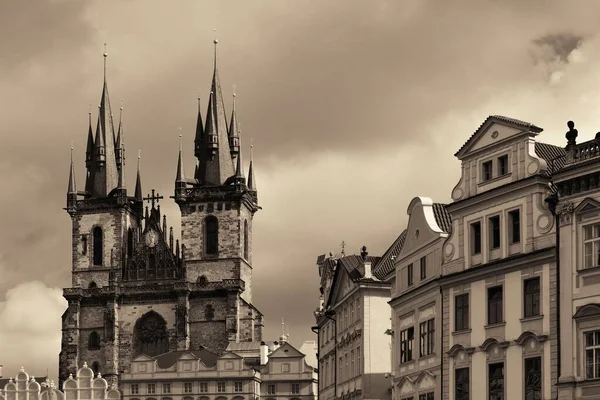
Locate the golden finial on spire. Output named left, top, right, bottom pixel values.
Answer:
left=70, top=141, right=74, bottom=162
left=233, top=84, right=236, bottom=97
left=120, top=99, right=124, bottom=111
left=250, top=138, right=254, bottom=160
left=103, top=43, right=108, bottom=81
left=213, top=29, right=218, bottom=69
left=88, top=104, right=92, bottom=116
left=213, top=28, right=218, bottom=44
left=179, top=127, right=183, bottom=151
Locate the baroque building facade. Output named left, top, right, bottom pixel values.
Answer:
left=439, top=116, right=563, bottom=400
left=314, top=249, right=395, bottom=400
left=384, top=197, right=451, bottom=400
left=551, top=121, right=600, bottom=399
left=59, top=42, right=263, bottom=390
left=119, top=340, right=317, bottom=400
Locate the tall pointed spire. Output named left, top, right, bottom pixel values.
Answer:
left=116, top=100, right=124, bottom=168
left=194, top=91, right=203, bottom=160
left=68, top=144, right=77, bottom=195
left=197, top=33, right=235, bottom=186
left=228, top=86, right=240, bottom=159
left=67, top=144, right=78, bottom=213
left=91, top=44, right=119, bottom=197
left=248, top=138, right=257, bottom=192
left=85, top=105, right=95, bottom=196
left=134, top=150, right=143, bottom=201
left=233, top=124, right=245, bottom=185
left=176, top=128, right=186, bottom=183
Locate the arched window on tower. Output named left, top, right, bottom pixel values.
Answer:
left=127, top=228, right=134, bottom=260
left=205, top=216, right=218, bottom=255
left=133, top=311, right=169, bottom=357
left=92, top=227, right=103, bottom=266
left=88, top=331, right=101, bottom=350
left=244, top=220, right=249, bottom=260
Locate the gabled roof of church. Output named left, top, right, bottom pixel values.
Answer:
left=153, top=348, right=219, bottom=369
left=373, top=229, right=407, bottom=280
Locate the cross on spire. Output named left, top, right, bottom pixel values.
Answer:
left=143, top=189, right=164, bottom=209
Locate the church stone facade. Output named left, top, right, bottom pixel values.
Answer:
left=59, top=42, right=263, bottom=390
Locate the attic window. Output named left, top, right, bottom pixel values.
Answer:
left=498, top=155, right=509, bottom=176
left=482, top=161, right=493, bottom=181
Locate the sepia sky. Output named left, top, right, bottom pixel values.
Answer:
left=1, top=0, right=600, bottom=380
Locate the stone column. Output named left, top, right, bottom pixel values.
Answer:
left=103, top=297, right=120, bottom=388
left=176, top=289, right=190, bottom=350
left=59, top=296, right=82, bottom=389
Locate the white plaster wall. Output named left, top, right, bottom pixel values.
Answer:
left=542, top=263, right=550, bottom=333
left=471, top=352, right=486, bottom=399
left=470, top=281, right=485, bottom=346
left=505, top=271, right=521, bottom=339
left=506, top=346, right=523, bottom=399
left=365, top=293, right=391, bottom=374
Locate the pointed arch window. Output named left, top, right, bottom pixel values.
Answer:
left=88, top=282, right=97, bottom=289
left=92, top=227, right=103, bottom=266
left=88, top=331, right=101, bottom=350
left=205, top=216, right=218, bottom=255
left=91, top=361, right=100, bottom=376
left=133, top=311, right=169, bottom=357
left=127, top=228, right=134, bottom=260
left=244, top=220, right=249, bottom=260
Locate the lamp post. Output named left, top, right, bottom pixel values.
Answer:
left=545, top=181, right=561, bottom=386
left=323, top=310, right=337, bottom=400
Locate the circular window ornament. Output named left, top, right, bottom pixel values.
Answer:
left=491, top=130, right=499, bottom=139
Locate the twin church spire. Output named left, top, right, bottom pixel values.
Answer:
left=67, top=38, right=258, bottom=212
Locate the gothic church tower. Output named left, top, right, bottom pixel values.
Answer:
left=59, top=42, right=263, bottom=391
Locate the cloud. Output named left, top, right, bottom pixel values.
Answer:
left=0, top=281, right=67, bottom=380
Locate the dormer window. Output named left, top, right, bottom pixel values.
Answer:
left=498, top=155, right=509, bottom=176
left=482, top=160, right=493, bottom=181
left=489, top=215, right=500, bottom=249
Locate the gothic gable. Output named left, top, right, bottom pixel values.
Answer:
left=124, top=206, right=183, bottom=282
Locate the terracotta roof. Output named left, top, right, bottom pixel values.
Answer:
left=373, top=230, right=408, bottom=280
left=432, top=203, right=452, bottom=233
left=534, top=142, right=566, bottom=176
left=337, top=255, right=381, bottom=280
left=226, top=341, right=277, bottom=353
left=455, top=115, right=543, bottom=157
left=154, top=348, right=219, bottom=369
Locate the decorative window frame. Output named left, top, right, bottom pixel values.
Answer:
left=574, top=303, right=600, bottom=380
left=447, top=344, right=474, bottom=400
left=515, top=331, right=547, bottom=399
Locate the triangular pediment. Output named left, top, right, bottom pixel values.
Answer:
left=132, top=354, right=154, bottom=362
left=177, top=352, right=198, bottom=361
left=268, top=342, right=305, bottom=358
left=219, top=351, right=243, bottom=360
left=575, top=197, right=600, bottom=215
left=455, top=115, right=542, bottom=159
left=326, top=264, right=357, bottom=308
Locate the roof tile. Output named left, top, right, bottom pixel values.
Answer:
left=373, top=230, right=407, bottom=280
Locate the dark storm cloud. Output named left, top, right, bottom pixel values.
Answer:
left=533, top=33, right=584, bottom=63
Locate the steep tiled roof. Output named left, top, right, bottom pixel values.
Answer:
left=373, top=230, right=407, bottom=280
left=432, top=203, right=452, bottom=233
left=534, top=142, right=566, bottom=176
left=455, top=115, right=543, bottom=157
left=337, top=255, right=381, bottom=280
left=154, top=348, right=219, bottom=369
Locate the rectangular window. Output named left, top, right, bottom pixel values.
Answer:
left=356, top=298, right=361, bottom=320
left=325, top=361, right=329, bottom=386
left=508, top=209, right=520, bottom=244
left=584, top=224, right=600, bottom=269
left=234, top=382, right=243, bottom=392
left=351, top=350, right=355, bottom=378
left=482, top=160, right=493, bottom=181
left=184, top=383, right=192, bottom=393
left=130, top=385, right=139, bottom=395
left=267, top=384, right=276, bottom=395
left=488, top=286, right=503, bottom=325
left=356, top=346, right=361, bottom=375
left=339, top=357, right=343, bottom=381
left=419, top=318, right=435, bottom=357
left=524, top=357, right=542, bottom=400
left=585, top=330, right=600, bottom=379
left=344, top=353, right=348, bottom=380
left=199, top=383, right=208, bottom=393
left=471, top=222, right=482, bottom=255
left=498, top=155, right=509, bottom=176
left=489, top=362, right=505, bottom=400
left=455, top=293, right=470, bottom=331
left=217, top=382, right=226, bottom=393
left=420, top=256, right=427, bottom=280
left=350, top=301, right=355, bottom=322
left=345, top=307, right=349, bottom=330
left=291, top=383, right=300, bottom=394
left=400, top=327, right=414, bottom=363
left=455, top=367, right=470, bottom=400
left=407, top=263, right=414, bottom=286
left=419, top=393, right=434, bottom=400
left=162, top=383, right=170, bottom=394
left=523, top=277, right=540, bottom=318
left=489, top=215, right=500, bottom=249
left=147, top=384, right=155, bottom=394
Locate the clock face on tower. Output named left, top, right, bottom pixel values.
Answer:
left=145, top=230, right=158, bottom=248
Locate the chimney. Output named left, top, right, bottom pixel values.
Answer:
left=273, top=340, right=280, bottom=351
left=260, top=341, right=269, bottom=365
